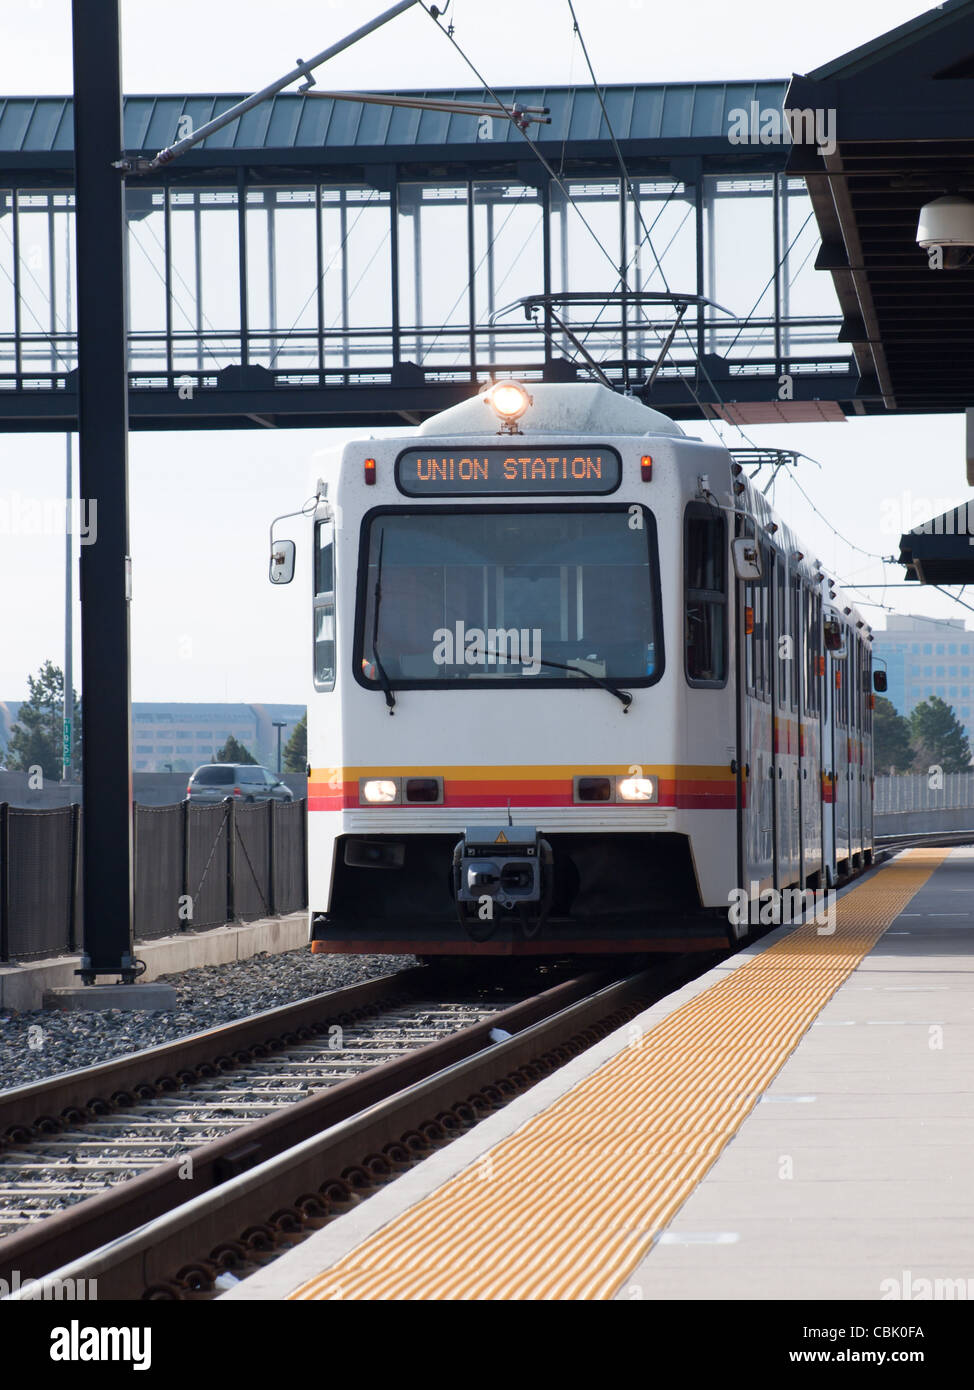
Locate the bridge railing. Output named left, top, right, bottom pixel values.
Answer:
left=0, top=798, right=307, bottom=963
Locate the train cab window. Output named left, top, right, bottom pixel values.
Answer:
left=314, top=518, right=336, bottom=690
left=684, top=504, right=727, bottom=687
left=356, top=507, right=662, bottom=689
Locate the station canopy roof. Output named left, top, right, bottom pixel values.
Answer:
left=0, top=81, right=790, bottom=166
left=898, top=504, right=974, bottom=585
left=785, top=0, right=974, bottom=419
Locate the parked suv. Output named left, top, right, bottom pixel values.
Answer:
left=186, top=764, right=294, bottom=804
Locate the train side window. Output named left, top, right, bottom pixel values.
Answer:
left=314, top=518, right=336, bottom=691
left=803, top=587, right=820, bottom=716
left=758, top=542, right=773, bottom=701
left=865, top=644, right=873, bottom=734
left=684, top=504, right=727, bottom=687
left=790, top=574, right=800, bottom=711
left=836, top=648, right=847, bottom=729
left=774, top=558, right=788, bottom=708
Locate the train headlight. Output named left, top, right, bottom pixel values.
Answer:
left=360, top=778, right=400, bottom=804
left=618, top=776, right=656, bottom=802
left=484, top=380, right=532, bottom=428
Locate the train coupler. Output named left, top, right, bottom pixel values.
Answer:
left=452, top=826, right=553, bottom=941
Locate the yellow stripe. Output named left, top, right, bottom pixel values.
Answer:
left=311, top=763, right=735, bottom=782
left=290, top=849, right=947, bottom=1301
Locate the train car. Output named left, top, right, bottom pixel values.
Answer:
left=269, top=381, right=880, bottom=957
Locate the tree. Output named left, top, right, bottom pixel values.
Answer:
left=873, top=696, right=914, bottom=772
left=910, top=696, right=971, bottom=774
left=283, top=713, right=307, bottom=774
left=6, top=661, right=81, bottom=782
left=215, top=734, right=257, bottom=765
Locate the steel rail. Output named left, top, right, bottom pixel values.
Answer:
left=0, top=966, right=426, bottom=1143
left=9, top=966, right=688, bottom=1300
left=0, top=970, right=619, bottom=1288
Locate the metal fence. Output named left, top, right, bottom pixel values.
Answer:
left=0, top=799, right=307, bottom=963
left=874, top=774, right=974, bottom=815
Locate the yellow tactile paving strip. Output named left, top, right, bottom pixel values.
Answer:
left=291, top=850, right=947, bottom=1301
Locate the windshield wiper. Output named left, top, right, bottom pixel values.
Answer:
left=370, top=529, right=396, bottom=713
left=533, top=656, right=633, bottom=711
left=480, top=648, right=633, bottom=711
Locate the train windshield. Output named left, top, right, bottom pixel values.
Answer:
left=358, top=508, right=660, bottom=686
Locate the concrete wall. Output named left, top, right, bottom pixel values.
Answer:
left=0, top=770, right=308, bottom=808
left=875, top=809, right=974, bottom=837
left=0, top=911, right=309, bottom=1012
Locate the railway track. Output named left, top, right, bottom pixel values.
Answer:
left=0, top=987, right=502, bottom=1232
left=876, top=829, right=974, bottom=852
left=0, top=962, right=644, bottom=1292
left=1, top=956, right=715, bottom=1299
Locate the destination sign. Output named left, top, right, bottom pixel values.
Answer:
left=395, top=446, right=622, bottom=497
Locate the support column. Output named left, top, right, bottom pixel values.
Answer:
left=71, top=0, right=135, bottom=983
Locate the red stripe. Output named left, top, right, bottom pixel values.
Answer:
left=309, top=777, right=737, bottom=812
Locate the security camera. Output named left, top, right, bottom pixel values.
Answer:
left=917, top=195, right=974, bottom=268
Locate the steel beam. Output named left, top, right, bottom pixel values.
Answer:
left=71, top=0, right=135, bottom=982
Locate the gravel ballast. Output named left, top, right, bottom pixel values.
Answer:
left=0, top=949, right=417, bottom=1092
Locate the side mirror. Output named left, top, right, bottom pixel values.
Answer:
left=823, top=618, right=844, bottom=653
left=873, top=670, right=888, bottom=693
left=732, top=537, right=762, bottom=581
left=269, top=538, right=295, bottom=585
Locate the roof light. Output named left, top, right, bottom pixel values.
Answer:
left=640, top=455, right=653, bottom=482
left=483, top=380, right=532, bottom=431
left=364, top=457, right=376, bottom=485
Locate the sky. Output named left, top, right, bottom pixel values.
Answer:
left=0, top=0, right=967, bottom=706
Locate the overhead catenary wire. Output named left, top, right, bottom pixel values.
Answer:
left=562, top=0, right=737, bottom=444
left=421, top=2, right=731, bottom=437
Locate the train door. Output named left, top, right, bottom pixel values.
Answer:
left=799, top=584, right=822, bottom=886
left=850, top=635, right=863, bottom=865
left=788, top=570, right=802, bottom=885
left=834, top=649, right=851, bottom=873
left=863, top=640, right=875, bottom=856
left=736, top=529, right=773, bottom=897
left=771, top=553, right=798, bottom=888
left=822, top=643, right=836, bottom=885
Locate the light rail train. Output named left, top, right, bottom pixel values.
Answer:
left=270, top=381, right=881, bottom=958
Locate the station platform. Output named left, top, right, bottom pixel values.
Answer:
left=222, top=847, right=974, bottom=1301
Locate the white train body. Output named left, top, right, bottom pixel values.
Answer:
left=300, top=383, right=874, bottom=956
